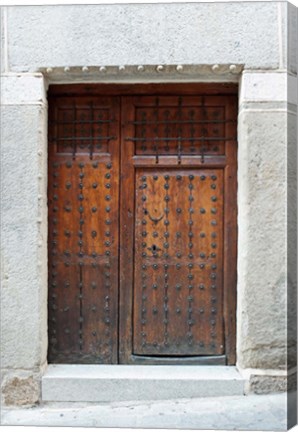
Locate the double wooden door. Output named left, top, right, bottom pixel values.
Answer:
left=48, top=84, right=237, bottom=365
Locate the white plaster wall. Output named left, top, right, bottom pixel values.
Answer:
left=4, top=3, right=284, bottom=72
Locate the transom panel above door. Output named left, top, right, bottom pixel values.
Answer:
left=48, top=84, right=238, bottom=366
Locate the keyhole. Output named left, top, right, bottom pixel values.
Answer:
left=152, top=245, right=157, bottom=252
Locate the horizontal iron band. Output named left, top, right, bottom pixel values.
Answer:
left=125, top=136, right=236, bottom=142
left=127, top=119, right=236, bottom=125
left=49, top=136, right=117, bottom=142
left=49, top=120, right=116, bottom=125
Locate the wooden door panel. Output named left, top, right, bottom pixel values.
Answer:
left=120, top=92, right=237, bottom=364
left=133, top=169, right=224, bottom=356
left=48, top=95, right=120, bottom=364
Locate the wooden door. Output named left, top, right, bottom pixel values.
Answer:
left=48, top=95, right=120, bottom=363
left=48, top=85, right=237, bottom=365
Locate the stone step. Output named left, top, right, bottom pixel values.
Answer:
left=42, top=365, right=245, bottom=402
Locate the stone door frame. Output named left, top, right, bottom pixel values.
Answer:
left=1, top=64, right=294, bottom=404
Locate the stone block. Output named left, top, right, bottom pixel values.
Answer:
left=0, top=104, right=48, bottom=369
left=238, top=110, right=287, bottom=181
left=7, top=3, right=280, bottom=72
left=236, top=176, right=287, bottom=369
left=1, top=372, right=40, bottom=406
left=237, top=109, right=288, bottom=369
left=1, top=73, right=47, bottom=105
left=42, top=365, right=245, bottom=402
left=248, top=374, right=287, bottom=394
left=239, top=72, right=288, bottom=104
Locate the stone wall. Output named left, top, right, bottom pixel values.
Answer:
left=0, top=1, right=296, bottom=404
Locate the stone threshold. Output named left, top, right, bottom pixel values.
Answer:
left=42, top=364, right=245, bottom=402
